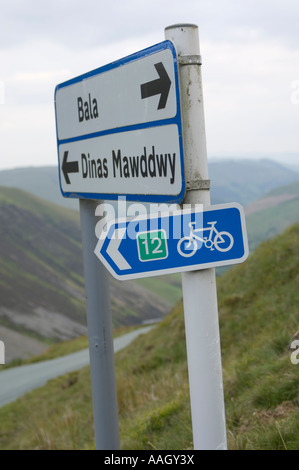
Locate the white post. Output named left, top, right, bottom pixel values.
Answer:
left=165, top=24, right=227, bottom=450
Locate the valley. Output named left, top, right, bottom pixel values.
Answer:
left=0, top=186, right=176, bottom=362
left=0, top=157, right=298, bottom=363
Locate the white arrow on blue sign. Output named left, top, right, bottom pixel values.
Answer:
left=95, top=203, right=249, bottom=281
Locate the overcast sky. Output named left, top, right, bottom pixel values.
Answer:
left=0, top=0, right=299, bottom=170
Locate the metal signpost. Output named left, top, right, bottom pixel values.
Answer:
left=54, top=37, right=185, bottom=450
left=165, top=24, right=229, bottom=450
left=55, top=40, right=185, bottom=203
left=79, top=198, right=120, bottom=449
left=55, top=24, right=249, bottom=451
left=95, top=203, right=248, bottom=281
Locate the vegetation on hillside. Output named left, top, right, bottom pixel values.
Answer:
left=0, top=186, right=176, bottom=354
left=0, top=186, right=86, bottom=330
left=218, top=222, right=299, bottom=449
left=246, top=180, right=299, bottom=250
left=209, top=159, right=298, bottom=205
left=0, top=223, right=298, bottom=449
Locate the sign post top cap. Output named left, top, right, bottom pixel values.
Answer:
left=165, top=23, right=198, bottom=31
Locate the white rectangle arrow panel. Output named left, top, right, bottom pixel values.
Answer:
left=54, top=40, right=185, bottom=203
left=58, top=125, right=182, bottom=198
left=55, top=48, right=177, bottom=141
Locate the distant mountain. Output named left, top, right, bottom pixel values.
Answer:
left=0, top=166, right=78, bottom=211
left=1, top=159, right=298, bottom=268
left=208, top=158, right=299, bottom=206
left=1, top=159, right=298, bottom=363
left=245, top=180, right=299, bottom=250
left=0, top=159, right=298, bottom=211
left=0, top=187, right=172, bottom=361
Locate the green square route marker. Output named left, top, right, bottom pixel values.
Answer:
left=137, top=229, right=168, bottom=262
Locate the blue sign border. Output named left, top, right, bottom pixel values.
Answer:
left=54, top=40, right=185, bottom=203
left=95, top=203, right=249, bottom=281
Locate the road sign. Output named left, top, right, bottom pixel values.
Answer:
left=54, top=40, right=185, bottom=203
left=95, top=203, right=249, bottom=280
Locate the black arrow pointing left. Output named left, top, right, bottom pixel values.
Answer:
left=62, top=151, right=79, bottom=184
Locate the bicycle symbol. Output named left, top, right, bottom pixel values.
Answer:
left=177, top=221, right=234, bottom=257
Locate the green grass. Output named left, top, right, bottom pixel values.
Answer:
left=217, top=223, right=299, bottom=450
left=268, top=180, right=299, bottom=197
left=0, top=185, right=178, bottom=330
left=0, top=223, right=299, bottom=449
left=246, top=196, right=299, bottom=250
left=134, top=274, right=182, bottom=305
left=0, top=368, right=94, bottom=450
left=0, top=185, right=79, bottom=225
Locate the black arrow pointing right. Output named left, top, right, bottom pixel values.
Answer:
left=62, top=151, right=79, bottom=184
left=141, top=62, right=171, bottom=110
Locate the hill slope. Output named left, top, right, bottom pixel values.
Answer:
left=0, top=187, right=173, bottom=361
left=209, top=158, right=299, bottom=205
left=118, top=222, right=299, bottom=449
left=0, top=166, right=78, bottom=211
left=245, top=179, right=299, bottom=250
left=0, top=159, right=298, bottom=210
left=0, top=222, right=298, bottom=449
left=1, top=161, right=298, bottom=260
left=0, top=187, right=86, bottom=343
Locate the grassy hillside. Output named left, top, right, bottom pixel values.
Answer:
left=1, top=159, right=298, bottom=211
left=0, top=186, right=86, bottom=333
left=0, top=166, right=78, bottom=211
left=0, top=186, right=177, bottom=360
left=245, top=180, right=299, bottom=250
left=209, top=158, right=298, bottom=205
left=217, top=223, right=299, bottom=449
left=1, top=162, right=299, bottom=266
left=0, top=222, right=298, bottom=449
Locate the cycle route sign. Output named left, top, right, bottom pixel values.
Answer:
left=95, top=203, right=249, bottom=280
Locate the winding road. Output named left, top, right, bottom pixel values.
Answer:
left=0, top=326, right=154, bottom=408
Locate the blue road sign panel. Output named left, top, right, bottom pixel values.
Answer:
left=54, top=40, right=185, bottom=203
left=95, top=203, right=249, bottom=280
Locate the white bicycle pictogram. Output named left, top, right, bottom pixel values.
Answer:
left=177, top=221, right=234, bottom=257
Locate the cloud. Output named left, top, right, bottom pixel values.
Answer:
left=0, top=0, right=163, bottom=51
left=203, top=36, right=299, bottom=155
left=2, top=0, right=299, bottom=51
left=0, top=0, right=299, bottom=170
left=0, top=102, right=57, bottom=169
